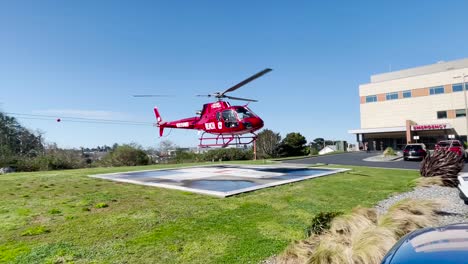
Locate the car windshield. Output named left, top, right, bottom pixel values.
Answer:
left=438, top=141, right=450, bottom=147
left=405, top=145, right=422, bottom=151
left=452, top=141, right=462, bottom=147
left=235, top=107, right=254, bottom=119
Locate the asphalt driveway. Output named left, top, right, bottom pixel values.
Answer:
left=282, top=151, right=468, bottom=172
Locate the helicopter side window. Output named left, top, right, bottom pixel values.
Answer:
left=235, top=107, right=254, bottom=120
left=221, top=110, right=238, bottom=128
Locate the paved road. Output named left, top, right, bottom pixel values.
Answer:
left=282, top=151, right=468, bottom=172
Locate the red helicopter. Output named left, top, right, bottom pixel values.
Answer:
left=138, top=68, right=272, bottom=148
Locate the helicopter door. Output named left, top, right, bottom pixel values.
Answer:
left=221, top=110, right=238, bottom=128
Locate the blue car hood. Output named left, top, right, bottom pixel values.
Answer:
left=382, top=223, right=468, bottom=264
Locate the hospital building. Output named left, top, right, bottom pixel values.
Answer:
left=349, top=58, right=468, bottom=150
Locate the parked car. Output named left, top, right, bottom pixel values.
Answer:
left=435, top=140, right=466, bottom=158
left=403, top=143, right=427, bottom=161
left=458, top=174, right=468, bottom=204
left=381, top=223, right=468, bottom=264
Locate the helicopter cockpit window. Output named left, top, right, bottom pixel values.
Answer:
left=221, top=110, right=238, bottom=128
left=235, top=107, right=254, bottom=119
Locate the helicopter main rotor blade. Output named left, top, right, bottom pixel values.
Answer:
left=224, top=95, right=258, bottom=102
left=220, top=68, right=272, bottom=96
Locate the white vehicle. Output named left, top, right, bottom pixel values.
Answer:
left=458, top=173, right=468, bottom=204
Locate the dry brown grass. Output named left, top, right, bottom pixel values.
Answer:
left=351, top=207, right=378, bottom=223
left=277, top=236, right=321, bottom=264
left=350, top=226, right=397, bottom=264
left=378, top=199, right=439, bottom=237
left=309, top=234, right=352, bottom=264
left=275, top=199, right=440, bottom=264
left=330, top=211, right=375, bottom=237
left=413, top=176, right=444, bottom=187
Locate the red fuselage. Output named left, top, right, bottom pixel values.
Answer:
left=154, top=101, right=264, bottom=136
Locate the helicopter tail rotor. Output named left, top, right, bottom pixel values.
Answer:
left=153, top=107, right=165, bottom=136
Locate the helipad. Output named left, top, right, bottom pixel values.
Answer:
left=91, top=165, right=349, bottom=197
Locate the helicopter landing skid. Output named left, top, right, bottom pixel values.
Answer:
left=198, top=132, right=257, bottom=148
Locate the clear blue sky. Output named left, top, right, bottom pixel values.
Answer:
left=2, top=0, right=468, bottom=148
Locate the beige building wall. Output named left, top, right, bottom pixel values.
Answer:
left=359, top=65, right=468, bottom=136
left=360, top=68, right=468, bottom=96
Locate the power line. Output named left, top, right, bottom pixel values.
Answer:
left=5, top=112, right=156, bottom=127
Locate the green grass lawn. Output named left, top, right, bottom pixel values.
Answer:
left=0, top=163, right=418, bottom=263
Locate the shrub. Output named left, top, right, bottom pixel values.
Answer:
left=276, top=199, right=440, bottom=264
left=350, top=226, right=397, bottom=264
left=383, top=147, right=396, bottom=157
left=13, top=149, right=86, bottom=172
left=173, top=150, right=201, bottom=163
left=201, top=148, right=253, bottom=161
left=306, top=211, right=343, bottom=236
left=101, top=144, right=150, bottom=166
left=378, top=199, right=439, bottom=237
left=309, top=147, right=319, bottom=156
left=15, top=156, right=48, bottom=171
left=329, top=209, right=376, bottom=237
left=420, top=149, right=464, bottom=187
left=46, top=149, right=85, bottom=170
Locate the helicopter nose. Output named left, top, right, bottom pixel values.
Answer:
left=254, top=117, right=264, bottom=130
left=243, top=117, right=263, bottom=131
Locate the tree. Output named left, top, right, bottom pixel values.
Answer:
left=112, top=143, right=119, bottom=151
left=256, top=129, right=281, bottom=159
left=0, top=112, right=44, bottom=166
left=103, top=144, right=150, bottom=166
left=159, top=140, right=177, bottom=156
left=310, top=138, right=335, bottom=152
left=311, top=138, right=325, bottom=151
left=280, top=132, right=307, bottom=157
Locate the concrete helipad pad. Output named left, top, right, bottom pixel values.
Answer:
left=91, top=164, right=349, bottom=197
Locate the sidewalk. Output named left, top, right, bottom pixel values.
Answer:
left=363, top=153, right=403, bottom=162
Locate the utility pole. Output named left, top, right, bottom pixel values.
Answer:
left=253, top=139, right=257, bottom=160
left=454, top=74, right=468, bottom=141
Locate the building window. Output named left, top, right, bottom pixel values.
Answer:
left=402, top=90, right=412, bottom=98
left=366, top=95, right=377, bottom=103
left=456, top=109, right=467, bottom=118
left=437, top=111, right=447, bottom=119
left=453, top=83, right=463, bottom=92
left=386, top=92, right=398, bottom=100
left=452, top=83, right=468, bottom=92
left=430, top=86, right=445, bottom=95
